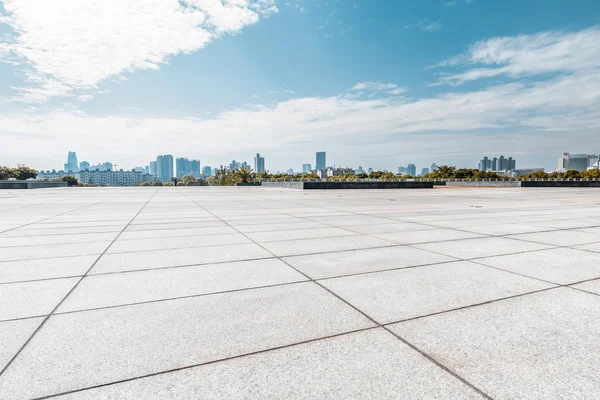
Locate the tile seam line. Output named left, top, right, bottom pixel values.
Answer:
left=179, top=190, right=494, bottom=400
left=31, top=326, right=380, bottom=400
left=0, top=188, right=161, bottom=378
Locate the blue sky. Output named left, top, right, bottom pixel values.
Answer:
left=1, top=0, right=599, bottom=172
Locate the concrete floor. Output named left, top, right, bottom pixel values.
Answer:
left=1, top=186, right=600, bottom=399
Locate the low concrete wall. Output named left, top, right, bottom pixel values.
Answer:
left=0, top=180, right=68, bottom=189
left=235, top=182, right=262, bottom=186
left=261, top=182, right=305, bottom=189
left=446, top=181, right=522, bottom=187
left=521, top=180, right=600, bottom=188
left=262, top=181, right=433, bottom=189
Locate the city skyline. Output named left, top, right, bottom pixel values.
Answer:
left=1, top=1, right=599, bottom=170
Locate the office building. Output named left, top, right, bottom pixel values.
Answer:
left=78, top=170, right=143, bottom=186
left=79, top=161, right=90, bottom=171
left=479, top=156, right=516, bottom=172
left=133, top=166, right=145, bottom=173
left=356, top=166, right=365, bottom=174
left=316, top=152, right=326, bottom=170
left=367, top=168, right=373, bottom=174
left=176, top=158, right=201, bottom=178
left=406, top=164, right=417, bottom=176
left=149, top=161, right=157, bottom=177
left=398, top=166, right=406, bottom=174
left=156, top=155, right=174, bottom=182
left=302, top=164, right=312, bottom=173
left=91, top=162, right=113, bottom=171
left=37, top=170, right=70, bottom=180
left=430, top=163, right=438, bottom=172
left=144, top=165, right=150, bottom=175
left=203, top=166, right=212, bottom=177
left=557, top=153, right=599, bottom=172
left=229, top=160, right=241, bottom=170
left=420, top=168, right=430, bottom=176
left=254, top=153, right=265, bottom=173
left=64, top=151, right=79, bottom=173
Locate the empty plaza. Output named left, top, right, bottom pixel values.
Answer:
left=1, top=186, right=600, bottom=399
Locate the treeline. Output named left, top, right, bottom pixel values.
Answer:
left=517, top=169, right=600, bottom=180
left=0, top=166, right=38, bottom=180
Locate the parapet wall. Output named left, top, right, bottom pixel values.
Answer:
left=0, top=180, right=69, bottom=189
left=261, top=181, right=434, bottom=189
left=446, top=181, right=522, bottom=187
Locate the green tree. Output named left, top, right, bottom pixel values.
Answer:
left=140, top=181, right=152, bottom=186
left=235, top=165, right=255, bottom=183
left=581, top=169, right=600, bottom=179
left=164, top=182, right=174, bottom=186
left=180, top=174, right=201, bottom=186
left=152, top=180, right=164, bottom=186
left=0, top=166, right=15, bottom=180
left=12, top=167, right=38, bottom=180
left=563, top=170, right=581, bottom=179
left=59, top=176, right=79, bottom=187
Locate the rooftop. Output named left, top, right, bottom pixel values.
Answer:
left=1, top=186, right=600, bottom=399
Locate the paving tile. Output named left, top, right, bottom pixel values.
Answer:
left=0, top=255, right=97, bottom=284
left=508, top=230, right=600, bottom=246
left=0, top=225, right=125, bottom=237
left=106, top=233, right=251, bottom=254
left=58, top=259, right=307, bottom=312
left=118, top=225, right=237, bottom=240
left=460, top=223, right=553, bottom=235
left=343, top=222, right=436, bottom=234
left=574, top=242, right=600, bottom=253
left=0, top=232, right=118, bottom=248
left=124, top=221, right=227, bottom=231
left=0, top=282, right=374, bottom=399
left=283, top=246, right=456, bottom=279
left=90, top=243, right=274, bottom=274
left=320, top=261, right=552, bottom=323
left=414, top=237, right=552, bottom=260
left=372, top=228, right=484, bottom=245
left=245, top=227, right=357, bottom=243
left=0, top=317, right=44, bottom=371
left=260, top=235, right=394, bottom=257
left=0, top=278, right=79, bottom=321
left=53, top=329, right=484, bottom=400
left=571, top=279, right=600, bottom=295
left=235, top=221, right=328, bottom=233
left=0, top=241, right=112, bottom=262
left=476, top=248, right=600, bottom=284
left=389, top=288, right=600, bottom=399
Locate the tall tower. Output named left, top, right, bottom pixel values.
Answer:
left=316, top=152, right=326, bottom=170
left=64, top=151, right=79, bottom=172
left=254, top=153, right=265, bottom=173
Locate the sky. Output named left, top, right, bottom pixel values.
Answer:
left=0, top=0, right=599, bottom=172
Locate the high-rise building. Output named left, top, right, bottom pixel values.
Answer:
left=79, top=161, right=90, bottom=171
left=420, top=168, right=430, bottom=176
left=430, top=163, right=438, bottom=172
left=406, top=164, right=417, bottom=176
left=78, top=170, right=143, bottom=186
left=176, top=158, right=201, bottom=178
left=398, top=166, right=406, bottom=174
left=203, top=166, right=212, bottom=177
left=149, top=161, right=157, bottom=177
left=156, top=155, right=174, bottom=182
left=144, top=165, right=150, bottom=175
left=254, top=153, right=265, bottom=173
left=479, top=156, right=516, bottom=171
left=367, top=168, right=373, bottom=174
left=302, top=164, right=312, bottom=173
left=316, top=152, right=326, bottom=170
left=91, top=162, right=112, bottom=171
left=64, top=151, right=79, bottom=172
left=356, top=166, right=365, bottom=174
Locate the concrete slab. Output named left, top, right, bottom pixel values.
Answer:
left=0, top=283, right=374, bottom=399
left=476, top=247, right=600, bottom=284
left=0, top=278, right=78, bottom=321
left=283, top=245, right=456, bottom=279
left=320, top=261, right=553, bottom=323
left=106, top=233, right=251, bottom=254
left=0, top=255, right=98, bottom=284
left=58, top=259, right=307, bottom=312
left=0, top=317, right=43, bottom=371
left=372, top=228, right=484, bottom=245
left=245, top=227, right=357, bottom=243
left=389, top=288, right=600, bottom=400
left=571, top=278, right=600, bottom=295
left=414, top=237, right=552, bottom=260
left=52, top=329, right=484, bottom=400
left=508, top=230, right=600, bottom=246
left=0, top=241, right=112, bottom=262
left=260, top=235, right=394, bottom=257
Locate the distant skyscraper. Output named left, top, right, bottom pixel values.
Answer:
left=287, top=168, right=294, bottom=175
left=367, top=167, right=373, bottom=174
left=79, top=161, right=90, bottom=171
left=398, top=166, right=406, bottom=174
left=430, top=163, right=438, bottom=172
left=149, top=161, right=157, bottom=177
left=254, top=153, right=265, bottom=173
left=144, top=165, right=150, bottom=175
left=156, top=155, right=174, bottom=182
left=479, top=156, right=516, bottom=171
left=302, top=164, right=312, bottom=173
left=406, top=164, right=417, bottom=176
left=64, top=151, right=79, bottom=172
left=176, top=158, right=200, bottom=178
left=421, top=168, right=430, bottom=176
left=316, top=152, right=326, bottom=170
left=356, top=165, right=365, bottom=174
left=203, top=166, right=212, bottom=177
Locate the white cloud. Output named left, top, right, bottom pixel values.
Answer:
left=2, top=69, right=599, bottom=170
left=436, top=27, right=600, bottom=85
left=351, top=82, right=400, bottom=91
left=405, top=20, right=442, bottom=32
left=0, top=0, right=277, bottom=102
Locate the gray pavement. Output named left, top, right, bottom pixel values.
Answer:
left=1, top=186, right=600, bottom=399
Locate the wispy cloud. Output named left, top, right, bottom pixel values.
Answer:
left=0, top=0, right=278, bottom=103
left=434, top=26, right=600, bottom=86
left=405, top=20, right=442, bottom=32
